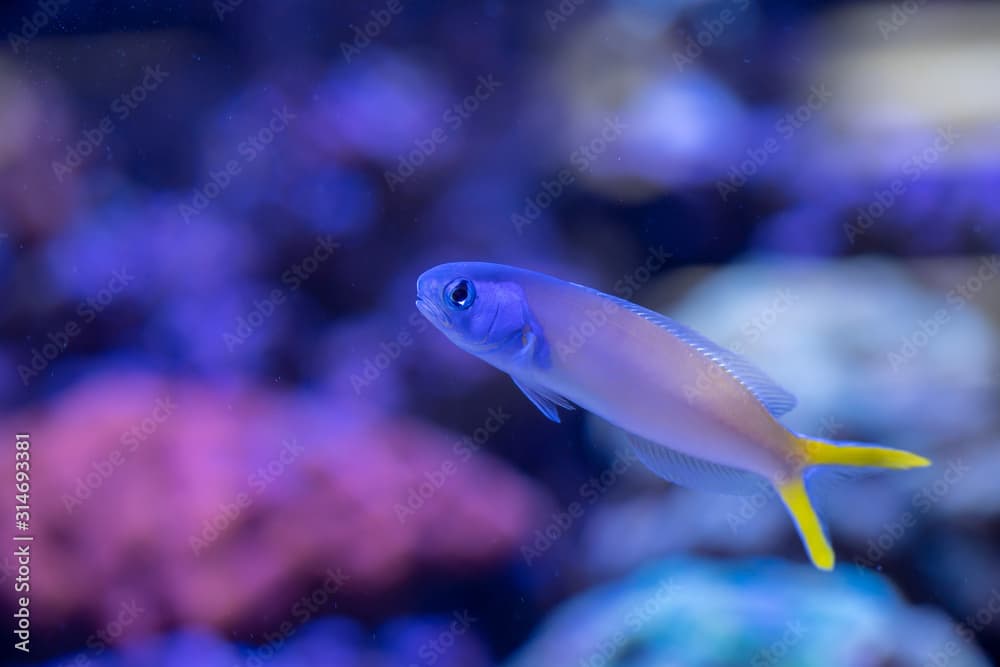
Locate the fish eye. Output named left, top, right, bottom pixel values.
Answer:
left=444, top=278, right=475, bottom=310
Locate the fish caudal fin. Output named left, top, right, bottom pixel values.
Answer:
left=775, top=435, right=931, bottom=571
left=776, top=476, right=834, bottom=571
left=799, top=436, right=931, bottom=470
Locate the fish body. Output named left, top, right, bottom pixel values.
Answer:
left=509, top=272, right=794, bottom=478
left=416, top=262, right=931, bottom=570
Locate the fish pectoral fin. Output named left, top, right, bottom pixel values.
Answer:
left=512, top=302, right=553, bottom=368
left=623, top=431, right=766, bottom=496
left=510, top=325, right=538, bottom=365
left=510, top=375, right=574, bottom=423
left=775, top=475, right=834, bottom=571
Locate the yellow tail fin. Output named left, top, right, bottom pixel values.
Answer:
left=776, top=436, right=931, bottom=571
left=800, top=437, right=931, bottom=470
left=776, top=476, right=835, bottom=571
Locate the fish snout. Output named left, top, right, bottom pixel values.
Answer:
left=415, top=296, right=451, bottom=328
left=415, top=272, right=452, bottom=329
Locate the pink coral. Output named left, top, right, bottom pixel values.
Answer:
left=0, top=372, right=548, bottom=639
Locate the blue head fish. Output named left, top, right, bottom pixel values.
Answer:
left=416, top=262, right=931, bottom=570
left=415, top=263, right=553, bottom=372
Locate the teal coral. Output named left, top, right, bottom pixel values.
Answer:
left=505, top=558, right=991, bottom=667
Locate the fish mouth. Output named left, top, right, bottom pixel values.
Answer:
left=415, top=297, right=451, bottom=329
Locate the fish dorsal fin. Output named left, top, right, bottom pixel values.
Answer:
left=510, top=375, right=575, bottom=423
left=595, top=291, right=797, bottom=418
left=623, top=431, right=766, bottom=496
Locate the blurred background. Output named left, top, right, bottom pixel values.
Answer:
left=1, top=0, right=999, bottom=665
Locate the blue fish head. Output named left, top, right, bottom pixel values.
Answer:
left=416, top=262, right=531, bottom=363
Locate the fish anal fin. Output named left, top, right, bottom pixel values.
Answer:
left=623, top=432, right=767, bottom=496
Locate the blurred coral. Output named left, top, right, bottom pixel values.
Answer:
left=0, top=372, right=548, bottom=640
left=505, top=558, right=994, bottom=667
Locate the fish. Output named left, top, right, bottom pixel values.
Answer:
left=415, top=261, right=931, bottom=570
